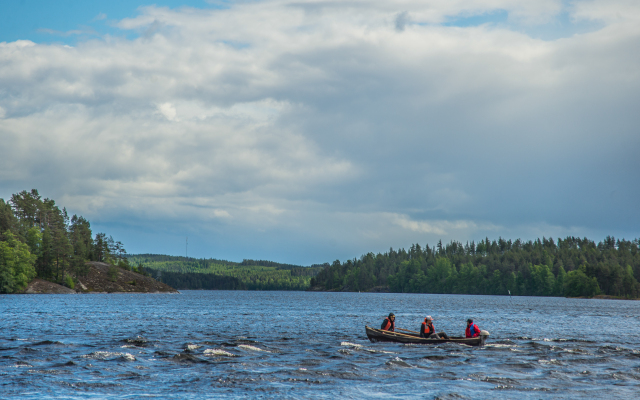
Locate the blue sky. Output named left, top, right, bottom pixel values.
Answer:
left=0, top=1, right=221, bottom=44
left=1, top=0, right=639, bottom=265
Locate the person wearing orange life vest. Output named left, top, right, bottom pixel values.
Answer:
left=381, top=313, right=395, bottom=331
left=419, top=316, right=449, bottom=339
left=466, top=319, right=480, bottom=338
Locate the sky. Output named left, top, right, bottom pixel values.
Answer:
left=1, top=0, right=639, bottom=265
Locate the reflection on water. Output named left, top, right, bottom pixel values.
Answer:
left=1, top=291, right=639, bottom=398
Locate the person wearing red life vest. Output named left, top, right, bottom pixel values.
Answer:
left=466, top=319, right=480, bottom=338
left=420, top=316, right=449, bottom=339
left=381, top=313, right=395, bottom=331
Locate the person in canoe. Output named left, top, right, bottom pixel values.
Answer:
left=381, top=313, right=395, bottom=331
left=466, top=319, right=481, bottom=338
left=420, top=316, right=449, bottom=339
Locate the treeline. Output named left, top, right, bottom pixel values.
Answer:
left=311, top=237, right=640, bottom=298
left=241, top=259, right=302, bottom=269
left=130, top=254, right=238, bottom=267
left=146, top=269, right=245, bottom=290
left=128, top=255, right=317, bottom=278
left=0, top=189, right=131, bottom=293
left=241, top=259, right=322, bottom=277
left=128, top=254, right=322, bottom=290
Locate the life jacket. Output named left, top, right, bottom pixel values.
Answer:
left=466, top=323, right=479, bottom=338
left=421, top=320, right=434, bottom=336
left=381, top=318, right=395, bottom=331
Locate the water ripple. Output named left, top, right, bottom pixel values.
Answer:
left=1, top=291, right=639, bottom=399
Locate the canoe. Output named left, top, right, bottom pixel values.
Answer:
left=365, top=325, right=488, bottom=347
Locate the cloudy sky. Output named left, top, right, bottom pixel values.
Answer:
left=1, top=0, right=639, bottom=265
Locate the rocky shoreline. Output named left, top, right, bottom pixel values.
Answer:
left=21, top=261, right=178, bottom=294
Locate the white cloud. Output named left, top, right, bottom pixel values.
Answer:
left=157, top=102, right=177, bottom=121
left=572, top=0, right=640, bottom=23
left=390, top=213, right=500, bottom=236
left=1, top=0, right=639, bottom=262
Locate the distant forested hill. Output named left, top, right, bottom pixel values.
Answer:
left=128, top=236, right=640, bottom=297
left=126, top=254, right=324, bottom=290
left=310, top=237, right=640, bottom=298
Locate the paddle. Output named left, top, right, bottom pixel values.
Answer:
left=396, top=327, right=420, bottom=334
left=371, top=328, right=429, bottom=339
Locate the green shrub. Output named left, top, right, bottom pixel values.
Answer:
left=564, top=267, right=600, bottom=297
left=107, top=265, right=119, bottom=282
left=117, top=258, right=131, bottom=271
left=65, top=275, right=75, bottom=290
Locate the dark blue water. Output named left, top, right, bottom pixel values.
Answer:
left=1, top=291, right=639, bottom=398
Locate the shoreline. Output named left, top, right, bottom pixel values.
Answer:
left=18, top=262, right=178, bottom=294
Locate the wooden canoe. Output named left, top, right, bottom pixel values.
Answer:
left=365, top=325, right=488, bottom=347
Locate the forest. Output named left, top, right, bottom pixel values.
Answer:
left=310, top=237, right=640, bottom=298
left=127, top=254, right=323, bottom=290
left=0, top=189, right=133, bottom=293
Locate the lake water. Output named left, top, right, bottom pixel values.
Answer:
left=1, top=291, right=639, bottom=399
